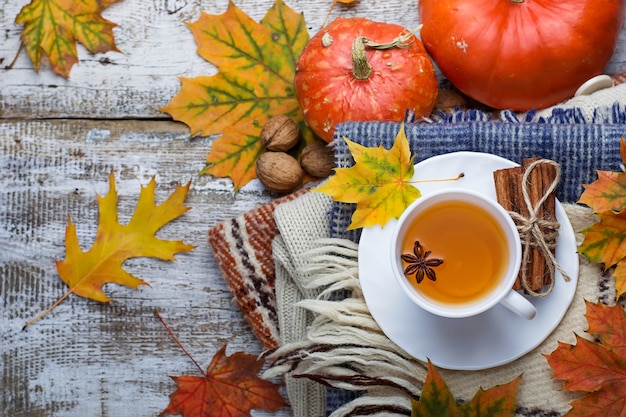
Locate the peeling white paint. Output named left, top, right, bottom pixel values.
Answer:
left=86, top=128, right=111, bottom=142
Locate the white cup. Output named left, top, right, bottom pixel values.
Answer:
left=390, top=189, right=536, bottom=320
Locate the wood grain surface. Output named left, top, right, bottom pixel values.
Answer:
left=1, top=120, right=282, bottom=417
left=1, top=1, right=625, bottom=416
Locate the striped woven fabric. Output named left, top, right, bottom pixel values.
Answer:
left=207, top=189, right=308, bottom=349
left=330, top=101, right=626, bottom=242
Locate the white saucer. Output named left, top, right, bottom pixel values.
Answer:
left=358, top=152, right=579, bottom=371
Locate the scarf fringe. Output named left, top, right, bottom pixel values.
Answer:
left=264, top=238, right=427, bottom=417
left=330, top=392, right=412, bottom=417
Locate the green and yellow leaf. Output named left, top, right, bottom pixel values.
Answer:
left=412, top=360, right=520, bottom=417
left=578, top=139, right=626, bottom=213
left=202, top=123, right=266, bottom=188
left=162, top=0, right=310, bottom=191
left=578, top=209, right=626, bottom=268
left=15, top=0, right=120, bottom=77
left=315, top=125, right=420, bottom=230
left=578, top=138, right=626, bottom=298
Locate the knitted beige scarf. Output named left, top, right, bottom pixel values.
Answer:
left=264, top=191, right=613, bottom=417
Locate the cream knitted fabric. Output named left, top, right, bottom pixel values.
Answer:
left=269, top=189, right=613, bottom=417
left=273, top=191, right=335, bottom=417
left=530, top=82, right=626, bottom=121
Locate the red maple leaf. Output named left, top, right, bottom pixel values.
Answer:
left=157, top=310, right=287, bottom=417
left=545, top=301, right=626, bottom=416
left=161, top=345, right=287, bottom=417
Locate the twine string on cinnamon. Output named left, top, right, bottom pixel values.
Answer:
left=507, top=159, right=571, bottom=297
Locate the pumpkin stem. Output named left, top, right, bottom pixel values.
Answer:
left=351, top=37, right=373, bottom=80
left=351, top=26, right=421, bottom=81
left=508, top=0, right=524, bottom=3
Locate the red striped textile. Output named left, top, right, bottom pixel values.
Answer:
left=207, top=189, right=309, bottom=349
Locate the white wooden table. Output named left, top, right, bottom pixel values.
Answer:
left=2, top=1, right=625, bottom=416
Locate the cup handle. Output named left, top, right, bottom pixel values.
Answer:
left=499, top=290, right=537, bottom=320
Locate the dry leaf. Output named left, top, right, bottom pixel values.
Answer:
left=578, top=138, right=626, bottom=213
left=578, top=138, right=626, bottom=298
left=162, top=0, right=310, bottom=191
left=546, top=301, right=626, bottom=417
left=315, top=125, right=421, bottom=230
left=161, top=345, right=287, bottom=417
left=412, top=360, right=521, bottom=417
left=15, top=0, right=120, bottom=77
left=24, top=173, right=194, bottom=328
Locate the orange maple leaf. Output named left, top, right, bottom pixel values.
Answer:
left=15, top=0, right=120, bottom=77
left=24, top=173, right=194, bottom=328
left=578, top=138, right=626, bottom=299
left=546, top=301, right=626, bottom=417
left=578, top=138, right=626, bottom=213
left=161, top=0, right=311, bottom=191
left=161, top=345, right=287, bottom=417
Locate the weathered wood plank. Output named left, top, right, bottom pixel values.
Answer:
left=0, top=0, right=441, bottom=119
left=2, top=1, right=626, bottom=416
left=0, top=119, right=290, bottom=417
left=3, top=0, right=622, bottom=119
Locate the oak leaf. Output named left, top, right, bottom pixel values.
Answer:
left=161, top=345, right=287, bottom=417
left=545, top=301, right=626, bottom=417
left=24, top=173, right=194, bottom=328
left=315, top=125, right=421, bottom=230
left=412, top=360, right=521, bottom=417
left=15, top=0, right=120, bottom=77
left=578, top=138, right=626, bottom=298
left=162, top=0, right=310, bottom=191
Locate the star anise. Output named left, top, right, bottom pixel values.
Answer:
left=401, top=240, right=443, bottom=284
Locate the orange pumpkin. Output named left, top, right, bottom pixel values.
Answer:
left=295, top=17, right=438, bottom=143
left=419, top=0, right=626, bottom=110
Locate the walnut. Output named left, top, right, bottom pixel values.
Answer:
left=260, top=115, right=300, bottom=151
left=256, top=152, right=304, bottom=193
left=435, top=88, right=468, bottom=111
left=300, top=141, right=334, bottom=178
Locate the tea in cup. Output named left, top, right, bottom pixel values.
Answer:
left=390, top=189, right=536, bottom=320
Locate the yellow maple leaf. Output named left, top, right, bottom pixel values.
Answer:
left=15, top=0, right=120, bottom=77
left=161, top=0, right=311, bottom=191
left=24, top=173, right=195, bottom=328
left=315, top=125, right=421, bottom=230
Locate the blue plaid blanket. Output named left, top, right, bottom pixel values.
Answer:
left=325, top=103, right=626, bottom=414
left=329, top=104, right=626, bottom=243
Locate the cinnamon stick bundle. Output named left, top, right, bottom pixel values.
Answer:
left=493, top=158, right=558, bottom=294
